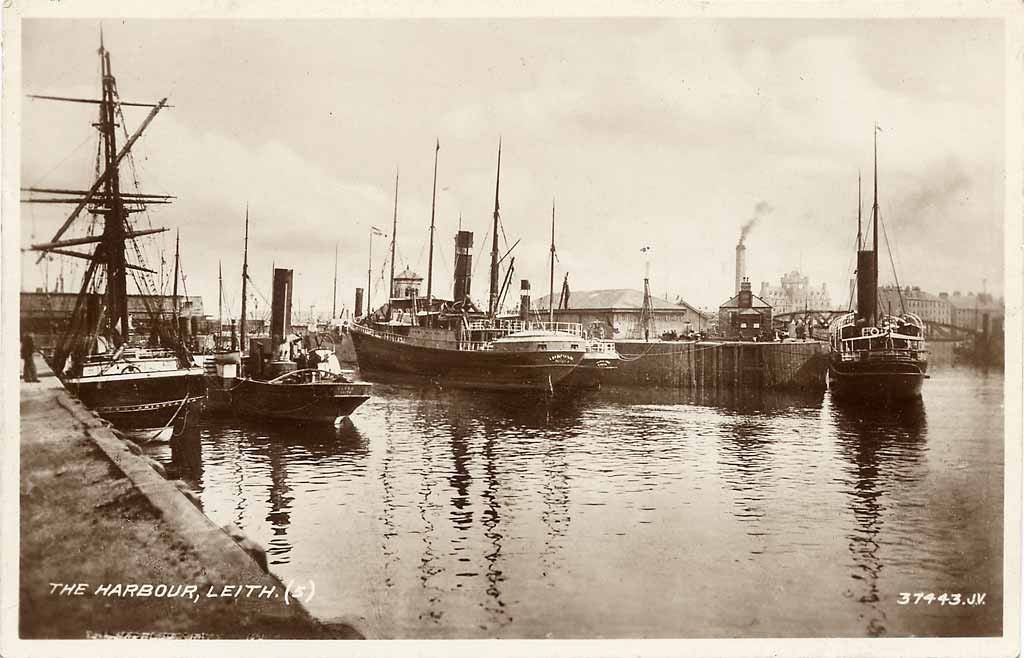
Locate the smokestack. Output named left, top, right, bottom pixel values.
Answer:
left=519, top=279, right=531, bottom=321
left=354, top=288, right=364, bottom=318
left=453, top=230, right=474, bottom=304
left=856, top=251, right=876, bottom=323
left=271, top=268, right=293, bottom=345
left=735, top=243, right=746, bottom=294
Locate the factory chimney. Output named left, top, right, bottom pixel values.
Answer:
left=735, top=242, right=747, bottom=294
left=453, top=230, right=474, bottom=305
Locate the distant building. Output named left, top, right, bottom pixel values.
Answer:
left=534, top=288, right=708, bottom=339
left=945, top=291, right=1004, bottom=336
left=877, top=285, right=951, bottom=325
left=20, top=291, right=207, bottom=348
left=759, top=270, right=832, bottom=314
left=719, top=278, right=773, bottom=340
left=21, top=291, right=204, bottom=328
left=391, top=267, right=422, bottom=299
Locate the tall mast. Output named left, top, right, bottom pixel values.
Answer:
left=218, top=259, right=223, bottom=343
left=367, top=229, right=373, bottom=315
left=549, top=198, right=555, bottom=324
left=488, top=138, right=502, bottom=316
left=99, top=40, right=130, bottom=343
left=239, top=205, right=249, bottom=354
left=856, top=171, right=862, bottom=252
left=172, top=229, right=180, bottom=336
left=332, top=242, right=338, bottom=319
left=426, top=139, right=439, bottom=308
left=388, top=168, right=399, bottom=314
left=872, top=124, right=880, bottom=324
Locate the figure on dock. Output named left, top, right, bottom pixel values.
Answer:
left=21, top=332, right=39, bottom=383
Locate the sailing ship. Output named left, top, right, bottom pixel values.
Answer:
left=828, top=129, right=928, bottom=400
left=23, top=36, right=205, bottom=442
left=204, top=208, right=371, bottom=423
left=351, top=140, right=617, bottom=391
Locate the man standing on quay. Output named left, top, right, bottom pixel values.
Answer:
left=21, top=332, right=39, bottom=383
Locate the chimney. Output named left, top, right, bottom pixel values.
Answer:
left=354, top=287, right=364, bottom=318
left=735, top=243, right=746, bottom=294
left=270, top=267, right=293, bottom=345
left=453, top=230, right=474, bottom=304
left=739, top=277, right=752, bottom=308
left=519, top=279, right=531, bottom=321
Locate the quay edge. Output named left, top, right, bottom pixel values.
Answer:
left=608, top=339, right=829, bottom=390
left=18, top=355, right=364, bottom=640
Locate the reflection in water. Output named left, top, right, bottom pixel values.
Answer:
left=148, top=368, right=1000, bottom=639
left=830, top=394, right=928, bottom=637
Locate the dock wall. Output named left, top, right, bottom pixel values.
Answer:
left=18, top=355, right=363, bottom=639
left=609, top=339, right=828, bottom=390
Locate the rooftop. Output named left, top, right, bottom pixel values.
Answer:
left=534, top=288, right=704, bottom=315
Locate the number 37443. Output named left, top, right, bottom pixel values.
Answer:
left=897, top=592, right=987, bottom=606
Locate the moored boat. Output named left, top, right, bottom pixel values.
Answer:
left=212, top=209, right=372, bottom=422
left=828, top=128, right=928, bottom=401
left=231, top=369, right=371, bottom=423
left=350, top=139, right=609, bottom=391
left=23, top=36, right=205, bottom=442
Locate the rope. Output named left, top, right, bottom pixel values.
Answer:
left=879, top=211, right=906, bottom=314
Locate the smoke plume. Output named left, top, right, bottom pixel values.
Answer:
left=739, top=200, right=774, bottom=245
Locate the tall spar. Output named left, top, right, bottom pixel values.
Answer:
left=388, top=169, right=399, bottom=318
left=549, top=199, right=556, bottom=324
left=239, top=205, right=249, bottom=356
left=488, top=139, right=502, bottom=317
left=426, top=139, right=440, bottom=309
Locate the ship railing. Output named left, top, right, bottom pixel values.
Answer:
left=499, top=320, right=586, bottom=336
left=839, top=348, right=927, bottom=362
left=356, top=322, right=495, bottom=351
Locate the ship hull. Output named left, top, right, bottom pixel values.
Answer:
left=230, top=378, right=370, bottom=423
left=828, top=359, right=927, bottom=401
left=65, top=369, right=206, bottom=442
left=351, top=327, right=583, bottom=391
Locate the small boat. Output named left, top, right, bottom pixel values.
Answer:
left=230, top=369, right=371, bottom=423
left=209, top=209, right=372, bottom=423
left=828, top=129, right=928, bottom=401
left=23, top=36, right=205, bottom=442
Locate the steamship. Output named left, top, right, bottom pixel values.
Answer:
left=827, top=131, right=928, bottom=401
left=204, top=212, right=372, bottom=423
left=351, top=141, right=597, bottom=391
left=23, top=37, right=205, bottom=442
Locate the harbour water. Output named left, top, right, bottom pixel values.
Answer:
left=151, top=365, right=1004, bottom=638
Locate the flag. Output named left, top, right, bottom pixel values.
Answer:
left=370, top=226, right=386, bottom=237
left=640, top=246, right=651, bottom=253
left=436, top=138, right=440, bottom=152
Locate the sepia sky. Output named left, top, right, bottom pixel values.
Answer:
left=18, top=17, right=1006, bottom=318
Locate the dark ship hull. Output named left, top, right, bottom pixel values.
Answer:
left=351, top=326, right=584, bottom=391
left=65, top=368, right=206, bottom=441
left=230, top=375, right=371, bottom=423
left=828, top=359, right=927, bottom=401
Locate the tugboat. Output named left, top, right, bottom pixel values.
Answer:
left=23, top=36, right=205, bottom=442
left=350, top=140, right=594, bottom=391
left=206, top=210, right=371, bottom=424
left=828, top=129, right=928, bottom=401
